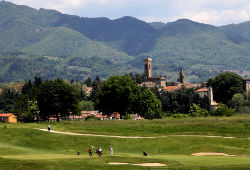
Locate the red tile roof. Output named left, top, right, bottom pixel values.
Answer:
left=196, top=88, right=208, bottom=92
left=0, top=113, right=13, bottom=117
left=165, top=86, right=181, bottom=91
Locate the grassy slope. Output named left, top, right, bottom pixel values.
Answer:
left=22, top=27, right=133, bottom=63
left=147, top=20, right=250, bottom=82
left=21, top=27, right=138, bottom=79
left=0, top=115, right=249, bottom=170
left=0, top=2, right=54, bottom=52
left=0, top=20, right=53, bottom=52
left=221, top=21, right=250, bottom=41
left=36, top=115, right=250, bottom=137
left=0, top=27, right=138, bottom=81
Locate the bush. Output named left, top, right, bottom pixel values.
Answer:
left=231, top=93, right=244, bottom=111
left=238, top=106, right=250, bottom=114
left=188, top=104, right=209, bottom=117
left=171, top=114, right=189, bottom=119
left=85, top=115, right=100, bottom=121
left=162, top=111, right=172, bottom=117
left=210, top=104, right=235, bottom=117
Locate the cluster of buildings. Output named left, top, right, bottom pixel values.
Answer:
left=1, top=111, right=143, bottom=123
left=140, top=57, right=218, bottom=110
left=68, top=111, right=121, bottom=121
left=139, top=57, right=250, bottom=110
left=48, top=111, right=143, bottom=121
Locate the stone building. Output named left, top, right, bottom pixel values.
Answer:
left=243, top=79, right=250, bottom=94
left=165, top=67, right=201, bottom=91
left=140, top=57, right=166, bottom=89
left=196, top=87, right=218, bottom=110
left=178, top=67, right=185, bottom=83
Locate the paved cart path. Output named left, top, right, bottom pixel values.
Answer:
left=37, top=129, right=250, bottom=140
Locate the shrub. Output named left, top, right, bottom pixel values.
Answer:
left=188, top=104, right=209, bottom=117
left=171, top=114, right=189, bottom=119
left=85, top=115, right=100, bottom=121
left=231, top=93, right=244, bottom=111
left=162, top=111, right=172, bottom=117
left=210, top=103, right=235, bottom=117
left=238, top=106, right=250, bottom=114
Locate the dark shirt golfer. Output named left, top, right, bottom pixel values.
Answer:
left=88, top=148, right=92, bottom=157
left=48, top=124, right=50, bottom=132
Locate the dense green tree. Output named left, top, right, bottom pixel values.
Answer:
left=193, top=93, right=210, bottom=111
left=14, top=94, right=28, bottom=121
left=127, top=72, right=144, bottom=84
left=13, top=76, right=42, bottom=122
left=14, top=99, right=40, bottom=122
left=136, top=88, right=162, bottom=119
left=207, top=72, right=244, bottom=105
left=37, top=79, right=80, bottom=121
left=71, top=81, right=82, bottom=93
left=89, top=76, right=102, bottom=103
left=80, top=101, right=94, bottom=111
left=96, top=75, right=140, bottom=118
left=96, top=75, right=162, bottom=119
left=84, top=77, right=92, bottom=87
left=21, top=76, right=43, bottom=100
left=156, top=87, right=209, bottom=115
left=157, top=91, right=179, bottom=114
left=0, top=88, right=18, bottom=112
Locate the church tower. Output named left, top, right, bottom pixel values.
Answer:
left=178, top=67, right=185, bottom=83
left=143, top=57, right=152, bottom=78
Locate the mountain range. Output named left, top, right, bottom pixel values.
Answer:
left=0, top=1, right=249, bottom=83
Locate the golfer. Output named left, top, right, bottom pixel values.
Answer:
left=110, top=146, right=113, bottom=156
left=48, top=124, right=50, bottom=132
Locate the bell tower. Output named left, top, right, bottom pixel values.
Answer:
left=178, top=67, right=185, bottom=83
left=143, top=57, right=152, bottom=78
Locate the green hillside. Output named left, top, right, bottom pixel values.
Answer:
left=0, top=18, right=53, bottom=52
left=221, top=21, right=250, bottom=41
left=148, top=19, right=250, bottom=82
left=0, top=1, right=249, bottom=83
left=23, top=27, right=133, bottom=63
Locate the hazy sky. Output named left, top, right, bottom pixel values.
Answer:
left=7, top=0, right=250, bottom=25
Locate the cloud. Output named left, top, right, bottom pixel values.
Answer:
left=191, top=9, right=249, bottom=25
left=170, top=0, right=250, bottom=25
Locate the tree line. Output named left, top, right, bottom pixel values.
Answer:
left=0, top=72, right=248, bottom=122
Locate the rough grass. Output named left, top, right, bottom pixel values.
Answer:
left=0, top=115, right=249, bottom=170
left=22, top=114, right=250, bottom=137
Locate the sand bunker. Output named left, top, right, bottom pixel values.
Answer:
left=108, top=162, right=129, bottom=165
left=108, top=162, right=167, bottom=166
left=132, top=163, right=167, bottom=167
left=191, top=152, right=236, bottom=157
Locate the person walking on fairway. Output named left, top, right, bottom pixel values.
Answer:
left=110, top=146, right=113, bottom=156
left=48, top=124, right=50, bottom=132
left=88, top=147, right=92, bottom=157
left=98, top=147, right=102, bottom=157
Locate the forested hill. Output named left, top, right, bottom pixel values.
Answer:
left=0, top=1, right=249, bottom=83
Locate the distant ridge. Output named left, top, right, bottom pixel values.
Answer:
left=0, top=1, right=249, bottom=83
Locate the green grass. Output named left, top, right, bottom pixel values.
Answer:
left=26, top=115, right=250, bottom=137
left=0, top=115, right=249, bottom=170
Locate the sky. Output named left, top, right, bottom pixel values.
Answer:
left=6, top=0, right=250, bottom=26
